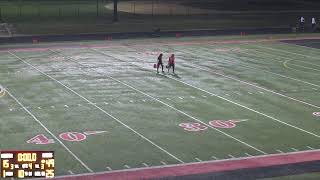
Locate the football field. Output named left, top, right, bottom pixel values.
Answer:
left=1, top=35, right=320, bottom=179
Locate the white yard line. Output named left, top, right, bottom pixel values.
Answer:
left=5, top=88, right=93, bottom=173
left=276, top=149, right=284, bottom=153
left=68, top=49, right=267, bottom=155
left=187, top=46, right=320, bottom=89
left=185, top=62, right=320, bottom=109
left=9, top=51, right=184, bottom=164
left=307, top=146, right=315, bottom=150
left=254, top=44, right=320, bottom=61
left=160, top=161, right=167, bottom=165
left=91, top=49, right=320, bottom=140
left=246, top=47, right=320, bottom=71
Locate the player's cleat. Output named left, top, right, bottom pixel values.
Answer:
left=0, top=85, right=6, bottom=97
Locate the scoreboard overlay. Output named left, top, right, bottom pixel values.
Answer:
left=1, top=151, right=54, bottom=178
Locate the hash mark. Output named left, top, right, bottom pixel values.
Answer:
left=190, top=96, right=195, bottom=99
left=202, top=95, right=207, bottom=98
left=276, top=149, right=284, bottom=153
left=228, top=154, right=235, bottom=158
left=211, top=156, right=219, bottom=160
left=78, top=104, right=82, bottom=106
left=291, top=148, right=299, bottom=152
left=160, top=161, right=167, bottom=165
left=106, top=166, right=112, bottom=171
left=307, top=146, right=315, bottom=150
left=178, top=97, right=183, bottom=99
left=248, top=92, right=253, bottom=94
left=142, top=163, right=149, bottom=167
left=9, top=108, right=13, bottom=111
left=166, top=98, right=171, bottom=100
left=195, top=157, right=202, bottom=162
left=124, top=165, right=130, bottom=169
left=129, top=100, right=134, bottom=103
left=245, top=153, right=252, bottom=157
left=142, top=99, right=146, bottom=102
left=64, top=105, right=69, bottom=108
left=104, top=102, right=109, bottom=105
left=312, top=88, right=318, bottom=91
left=37, top=107, right=42, bottom=109
left=68, top=170, right=74, bottom=175
left=51, top=106, right=55, bottom=108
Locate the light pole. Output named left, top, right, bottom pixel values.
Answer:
left=113, top=0, right=118, bottom=22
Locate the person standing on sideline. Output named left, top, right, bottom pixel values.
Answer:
left=312, top=17, right=316, bottom=32
left=167, top=54, right=175, bottom=74
left=300, top=16, right=305, bottom=32
left=157, top=53, right=164, bottom=73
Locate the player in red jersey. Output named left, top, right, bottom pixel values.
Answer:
left=167, top=54, right=175, bottom=74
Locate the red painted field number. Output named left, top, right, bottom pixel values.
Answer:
left=26, top=134, right=55, bottom=145
left=59, top=132, right=87, bottom=142
left=27, top=131, right=106, bottom=145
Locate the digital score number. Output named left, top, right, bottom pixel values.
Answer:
left=1, top=151, right=54, bottom=178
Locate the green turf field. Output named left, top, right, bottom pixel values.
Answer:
left=1, top=35, right=320, bottom=178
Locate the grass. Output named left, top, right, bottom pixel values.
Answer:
left=1, top=34, right=320, bottom=178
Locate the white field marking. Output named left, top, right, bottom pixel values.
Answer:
left=291, top=148, right=299, bottom=152
left=234, top=119, right=249, bottom=122
left=51, top=149, right=320, bottom=179
left=166, top=98, right=171, bottom=100
left=307, top=146, right=315, bottom=150
left=68, top=170, right=74, bottom=175
left=51, top=106, right=55, bottom=108
left=235, top=50, right=320, bottom=87
left=225, top=94, right=230, bottom=96
left=246, top=47, right=320, bottom=69
left=254, top=44, right=320, bottom=61
left=178, top=97, right=183, bottom=99
left=186, top=62, right=320, bottom=109
left=64, top=105, right=69, bottom=108
left=142, top=99, right=146, bottom=102
left=313, top=88, right=318, bottom=91
left=202, top=95, right=207, bottom=98
left=129, top=100, right=134, bottom=103
left=211, top=156, right=219, bottom=160
left=228, top=154, right=235, bottom=158
left=12, top=51, right=184, bottom=164
left=142, top=163, right=149, bottom=167
left=195, top=158, right=202, bottom=162
left=37, top=107, right=41, bottom=109
left=106, top=167, right=112, bottom=171
left=104, top=102, right=109, bottom=105
left=9, top=108, right=13, bottom=111
left=93, top=48, right=320, bottom=154
left=248, top=92, right=253, bottom=94
left=190, top=96, right=195, bottom=99
left=160, top=161, right=167, bottom=165
left=276, top=149, right=284, bottom=153
left=195, top=46, right=320, bottom=89
left=60, top=48, right=267, bottom=155
left=259, top=92, right=264, bottom=94
left=124, top=165, right=131, bottom=169
left=4, top=87, right=93, bottom=173
left=245, top=153, right=252, bottom=157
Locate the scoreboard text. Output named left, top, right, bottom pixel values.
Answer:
left=1, top=151, right=54, bottom=178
